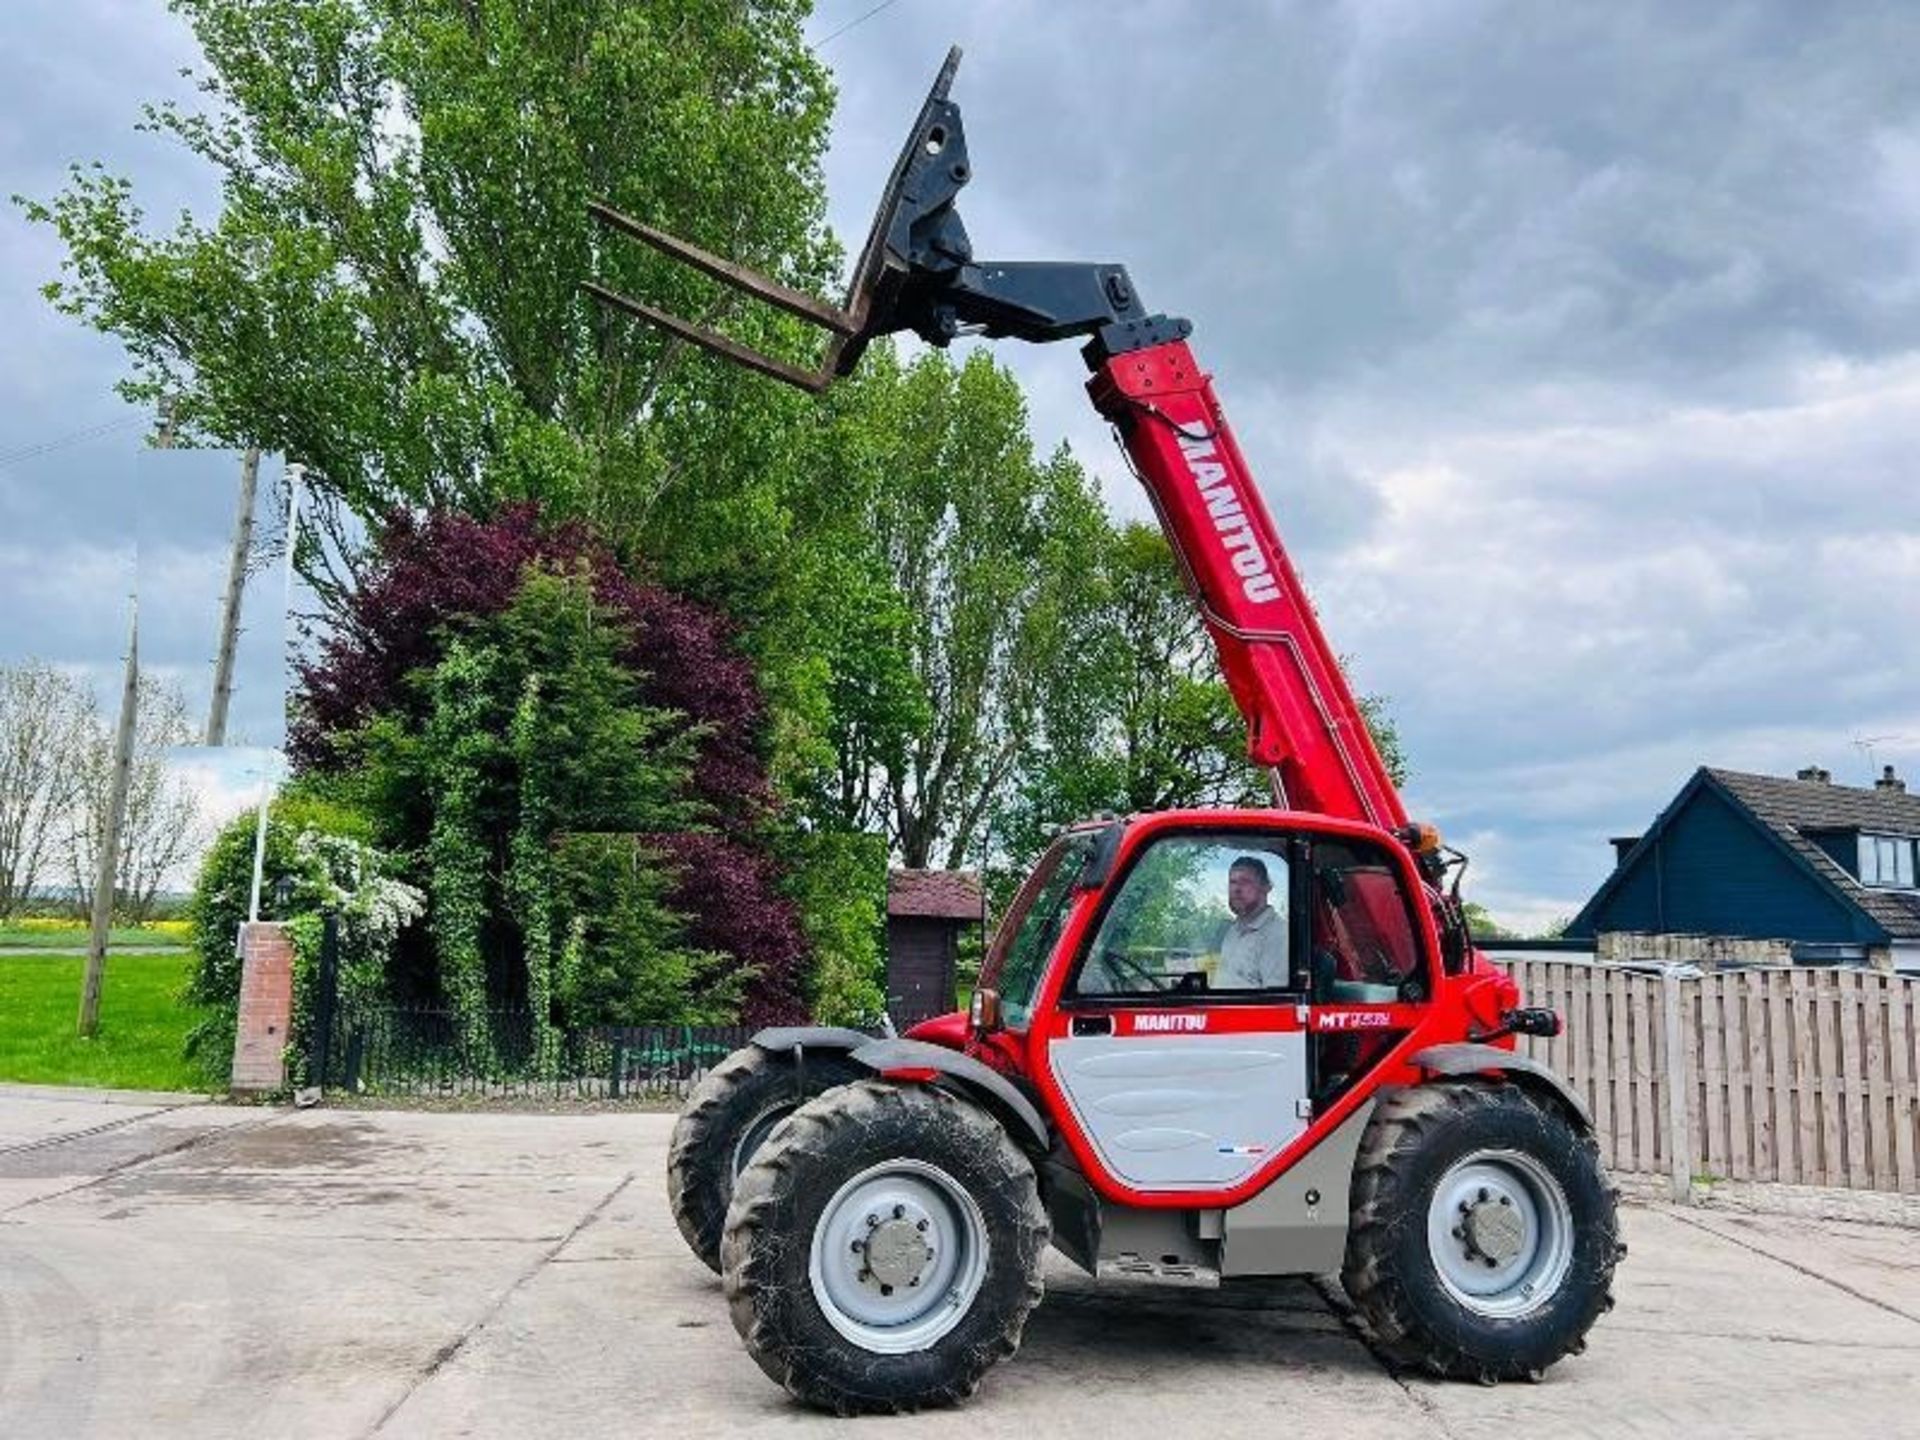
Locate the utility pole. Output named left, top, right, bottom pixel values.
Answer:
left=205, top=447, right=260, bottom=745
left=152, top=396, right=178, bottom=450
left=246, top=462, right=304, bottom=925
left=79, top=599, right=139, bottom=1038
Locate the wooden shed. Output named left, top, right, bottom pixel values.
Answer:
left=886, top=869, right=984, bottom=1027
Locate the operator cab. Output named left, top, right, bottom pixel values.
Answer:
left=976, top=810, right=1437, bottom=1192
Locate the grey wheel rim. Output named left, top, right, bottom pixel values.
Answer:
left=806, top=1158, right=990, bottom=1354
left=731, top=1104, right=796, bottom=1179
left=1426, top=1147, right=1574, bottom=1319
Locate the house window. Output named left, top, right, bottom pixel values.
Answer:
left=1860, top=834, right=1917, bottom=889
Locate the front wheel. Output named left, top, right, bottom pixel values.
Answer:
left=1341, top=1081, right=1621, bottom=1382
left=722, top=1079, right=1048, bottom=1414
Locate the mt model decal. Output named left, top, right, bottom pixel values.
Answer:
left=1313, top=1009, right=1394, bottom=1031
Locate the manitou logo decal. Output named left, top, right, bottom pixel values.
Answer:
left=1177, top=431, right=1282, bottom=605
left=1132, top=1013, right=1208, bottom=1033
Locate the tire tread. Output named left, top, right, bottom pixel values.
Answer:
left=666, top=1044, right=861, bottom=1272
left=722, top=1079, right=1048, bottom=1414
left=1341, top=1081, right=1619, bottom=1382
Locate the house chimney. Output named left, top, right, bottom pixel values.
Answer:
left=1876, top=764, right=1906, bottom=794
left=1796, top=765, right=1831, bottom=784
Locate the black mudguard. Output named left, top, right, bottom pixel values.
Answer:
left=847, top=1037, right=1051, bottom=1154
left=749, top=1025, right=873, bottom=1055
left=1409, top=1042, right=1594, bottom=1129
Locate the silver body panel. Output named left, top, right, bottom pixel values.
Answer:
left=1047, top=1029, right=1310, bottom=1189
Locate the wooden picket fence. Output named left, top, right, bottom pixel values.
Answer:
left=1497, top=958, right=1920, bottom=1196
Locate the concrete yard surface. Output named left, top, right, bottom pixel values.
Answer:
left=3, top=1086, right=1918, bottom=1438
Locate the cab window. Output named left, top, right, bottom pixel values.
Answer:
left=1308, top=838, right=1426, bottom=1002
left=981, top=832, right=1095, bottom=1029
left=1072, top=834, right=1294, bottom=1000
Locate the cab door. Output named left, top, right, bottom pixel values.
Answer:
left=1044, top=830, right=1312, bottom=1192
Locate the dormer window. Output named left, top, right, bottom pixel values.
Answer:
left=1860, top=834, right=1917, bottom=889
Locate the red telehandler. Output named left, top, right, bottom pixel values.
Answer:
left=587, top=49, right=1620, bottom=1414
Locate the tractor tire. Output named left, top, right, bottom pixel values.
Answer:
left=668, top=1043, right=866, bottom=1273
left=1341, top=1081, right=1621, bottom=1382
left=721, top=1078, right=1049, bottom=1414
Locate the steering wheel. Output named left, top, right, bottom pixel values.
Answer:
left=1098, top=949, right=1169, bottom=993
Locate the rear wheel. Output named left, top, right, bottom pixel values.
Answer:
left=722, top=1079, right=1048, bottom=1414
left=667, top=1044, right=865, bottom=1272
left=1341, top=1082, right=1620, bottom=1381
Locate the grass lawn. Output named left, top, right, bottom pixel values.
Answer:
left=0, top=950, right=212, bottom=1091
left=0, top=921, right=190, bottom=949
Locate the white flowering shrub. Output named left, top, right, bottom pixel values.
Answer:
left=293, top=831, right=425, bottom=952
left=282, top=829, right=425, bottom=1085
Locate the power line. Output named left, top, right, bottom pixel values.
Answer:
left=0, top=415, right=144, bottom=469
left=815, top=0, right=906, bottom=49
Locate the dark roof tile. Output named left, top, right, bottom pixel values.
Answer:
left=1708, top=769, right=1920, bottom=939
left=887, top=869, right=984, bottom=920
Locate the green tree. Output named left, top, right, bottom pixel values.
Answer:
left=781, top=828, right=888, bottom=1024
left=1014, top=522, right=1264, bottom=844
left=346, top=565, right=711, bottom=1030
left=1001, top=522, right=1411, bottom=875
left=812, top=347, right=1108, bottom=869
left=23, top=0, right=836, bottom=609
left=1461, top=901, right=1515, bottom=941
left=1354, top=686, right=1408, bottom=795
left=549, top=834, right=735, bottom=1026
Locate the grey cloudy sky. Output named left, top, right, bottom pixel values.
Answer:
left=4, top=2, right=1918, bottom=928
left=3, top=1, right=284, bottom=761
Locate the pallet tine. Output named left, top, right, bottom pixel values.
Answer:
left=579, top=279, right=833, bottom=393
left=587, top=200, right=858, bottom=336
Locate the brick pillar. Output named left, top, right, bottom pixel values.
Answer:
left=231, top=921, right=295, bottom=1096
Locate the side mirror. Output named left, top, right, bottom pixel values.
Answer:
left=1470, top=1006, right=1561, bottom=1045
left=1504, top=1007, right=1562, bottom=1038
left=970, top=987, right=1003, bottom=1035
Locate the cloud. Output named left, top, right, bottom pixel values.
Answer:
left=5, top=3, right=1916, bottom=930
left=818, top=4, right=1920, bottom=926
left=161, top=745, right=279, bottom=893
left=0, top=0, right=226, bottom=638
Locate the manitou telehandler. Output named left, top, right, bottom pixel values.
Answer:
left=587, top=49, right=1621, bottom=1415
